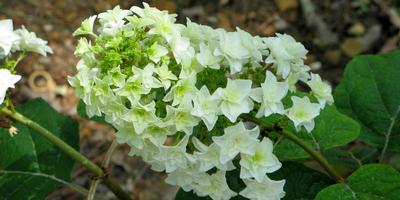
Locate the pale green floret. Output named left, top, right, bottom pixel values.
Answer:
left=194, top=170, right=237, bottom=200
left=250, top=71, right=288, bottom=118
left=191, top=86, right=222, bottom=130
left=165, top=100, right=200, bottom=135
left=240, top=137, right=282, bottom=182
left=155, top=63, right=177, bottom=90
left=163, top=73, right=197, bottom=106
left=286, top=96, right=321, bottom=132
left=217, top=79, right=254, bottom=122
left=73, top=15, right=97, bottom=36
left=212, top=122, right=259, bottom=164
left=240, top=176, right=286, bottom=200
left=307, top=73, right=334, bottom=107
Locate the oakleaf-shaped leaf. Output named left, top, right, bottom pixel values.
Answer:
left=334, top=50, right=400, bottom=153
left=315, top=164, right=400, bottom=199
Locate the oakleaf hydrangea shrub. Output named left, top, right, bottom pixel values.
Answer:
left=69, top=4, right=333, bottom=200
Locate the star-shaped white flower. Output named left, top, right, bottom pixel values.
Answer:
left=73, top=15, right=97, bottom=36
left=13, top=26, right=53, bottom=56
left=155, top=63, right=178, bottom=90
left=163, top=73, right=197, bottom=106
left=192, top=137, right=235, bottom=172
left=148, top=42, right=168, bottom=63
left=239, top=175, right=286, bottom=200
left=165, top=100, right=200, bottom=135
left=196, top=42, right=222, bottom=69
left=212, top=122, right=259, bottom=163
left=194, top=170, right=237, bottom=200
left=286, top=96, right=321, bottom=132
left=121, top=101, right=161, bottom=134
left=240, top=137, right=282, bottom=182
left=216, top=79, right=254, bottom=122
left=307, top=73, right=333, bottom=107
left=0, top=19, right=20, bottom=56
left=251, top=71, right=288, bottom=118
left=154, top=135, right=195, bottom=173
left=131, top=63, right=163, bottom=89
left=191, top=86, right=222, bottom=130
left=0, top=69, right=21, bottom=105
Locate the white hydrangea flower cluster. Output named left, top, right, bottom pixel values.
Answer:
left=69, top=4, right=333, bottom=200
left=0, top=19, right=52, bottom=105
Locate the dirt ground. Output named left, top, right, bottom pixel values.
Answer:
left=1, top=0, right=399, bottom=199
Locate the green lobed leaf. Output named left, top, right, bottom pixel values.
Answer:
left=315, top=164, right=400, bottom=200
left=0, top=98, right=79, bottom=199
left=334, top=50, right=400, bottom=153
left=175, top=162, right=333, bottom=200
left=274, top=105, right=360, bottom=160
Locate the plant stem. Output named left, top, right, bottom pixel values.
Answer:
left=241, top=114, right=344, bottom=182
left=88, top=140, right=118, bottom=200
left=0, top=108, right=132, bottom=200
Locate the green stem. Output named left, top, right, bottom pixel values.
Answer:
left=241, top=114, right=344, bottom=182
left=0, top=108, right=132, bottom=200
left=88, top=140, right=118, bottom=200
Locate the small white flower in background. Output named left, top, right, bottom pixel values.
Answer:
left=73, top=15, right=97, bottom=36
left=240, top=176, right=286, bottom=200
left=216, top=79, right=254, bottom=122
left=286, top=96, right=321, bottom=132
left=307, top=73, right=334, bottom=107
left=0, top=69, right=21, bottom=105
left=251, top=71, right=289, bottom=118
left=240, top=137, right=282, bottom=182
left=0, top=19, right=20, bottom=56
left=212, top=122, right=259, bottom=164
left=191, top=86, right=221, bottom=131
left=194, top=170, right=237, bottom=200
left=13, top=26, right=53, bottom=56
left=8, top=126, right=18, bottom=137
left=264, top=33, right=308, bottom=79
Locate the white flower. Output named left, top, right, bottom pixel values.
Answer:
left=170, top=35, right=195, bottom=69
left=214, top=30, right=250, bottom=73
left=13, top=26, right=53, bottom=56
left=239, top=176, right=286, bottom=200
left=251, top=71, right=288, bottom=118
left=165, top=100, right=200, bottom=135
left=121, top=101, right=161, bottom=134
left=196, top=42, right=222, bottom=69
left=240, top=137, right=282, bottom=182
left=148, top=42, right=168, bottom=63
left=237, top=27, right=266, bottom=62
left=155, top=63, right=177, bottom=90
left=98, top=6, right=132, bottom=35
left=0, top=19, right=20, bottom=56
left=216, top=79, right=254, bottom=122
left=0, top=69, right=21, bottom=104
left=154, top=135, right=195, bottom=173
left=182, top=19, right=218, bottom=45
left=194, top=170, right=237, bottom=200
left=163, top=73, right=197, bottom=106
left=192, top=137, right=235, bottom=172
left=114, top=76, right=150, bottom=103
left=286, top=96, right=321, bottom=132
left=73, top=15, right=97, bottom=36
left=307, top=73, right=333, bottom=107
left=264, top=33, right=308, bottom=78
left=191, top=86, right=221, bottom=130
left=131, top=64, right=163, bottom=89
left=165, top=166, right=208, bottom=192
left=212, top=122, right=259, bottom=163
left=131, top=3, right=181, bottom=42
